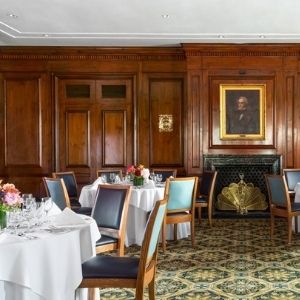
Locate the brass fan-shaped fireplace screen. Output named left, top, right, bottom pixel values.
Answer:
left=216, top=173, right=268, bottom=214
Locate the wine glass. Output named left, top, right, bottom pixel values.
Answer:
left=42, top=197, right=53, bottom=220
left=109, top=173, right=116, bottom=184
left=156, top=174, right=163, bottom=186
left=100, top=174, right=107, bottom=183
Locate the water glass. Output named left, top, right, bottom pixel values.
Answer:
left=42, top=197, right=53, bottom=220
left=100, top=175, right=107, bottom=183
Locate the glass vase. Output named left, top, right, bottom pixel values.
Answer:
left=133, top=176, right=144, bottom=187
left=0, top=210, right=7, bottom=229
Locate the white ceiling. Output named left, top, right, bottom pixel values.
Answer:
left=1, top=0, right=300, bottom=47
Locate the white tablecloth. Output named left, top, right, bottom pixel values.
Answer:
left=294, top=182, right=300, bottom=233
left=79, top=183, right=191, bottom=246
left=0, top=215, right=100, bottom=300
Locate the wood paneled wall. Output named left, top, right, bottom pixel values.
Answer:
left=0, top=44, right=299, bottom=196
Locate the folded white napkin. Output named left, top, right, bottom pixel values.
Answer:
left=143, top=180, right=155, bottom=189
left=53, top=207, right=87, bottom=226
left=92, top=177, right=104, bottom=187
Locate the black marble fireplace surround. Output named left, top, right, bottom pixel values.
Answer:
left=203, top=154, right=282, bottom=216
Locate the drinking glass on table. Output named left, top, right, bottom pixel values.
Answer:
left=156, top=174, right=163, bottom=186
left=41, top=197, right=53, bottom=221
left=109, top=173, right=116, bottom=184
left=100, top=174, right=107, bottom=183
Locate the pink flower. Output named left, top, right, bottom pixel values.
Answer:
left=3, top=192, right=23, bottom=206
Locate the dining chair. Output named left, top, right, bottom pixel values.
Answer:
left=96, top=169, right=123, bottom=183
left=151, top=168, right=177, bottom=182
left=161, top=176, right=198, bottom=253
left=282, top=168, right=300, bottom=199
left=79, top=198, right=167, bottom=300
left=52, top=171, right=81, bottom=208
left=195, top=170, right=218, bottom=226
left=265, top=174, right=300, bottom=244
left=92, top=184, right=132, bottom=256
left=43, top=177, right=92, bottom=215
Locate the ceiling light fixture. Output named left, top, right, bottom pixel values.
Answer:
left=161, top=14, right=170, bottom=19
left=218, top=35, right=225, bottom=39
left=259, top=35, right=265, bottom=38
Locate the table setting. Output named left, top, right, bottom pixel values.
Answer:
left=79, top=165, right=190, bottom=246
left=0, top=182, right=100, bottom=300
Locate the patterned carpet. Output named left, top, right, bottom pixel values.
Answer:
left=100, top=218, right=300, bottom=299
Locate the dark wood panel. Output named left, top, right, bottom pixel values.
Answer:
left=5, top=77, right=40, bottom=166
left=66, top=110, right=90, bottom=167
left=102, top=110, right=126, bottom=166
left=149, top=78, right=183, bottom=166
left=285, top=75, right=295, bottom=167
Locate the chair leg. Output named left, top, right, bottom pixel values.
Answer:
left=135, top=286, right=144, bottom=300
left=148, top=278, right=155, bottom=300
left=287, top=217, right=292, bottom=245
left=197, top=207, right=202, bottom=224
left=270, top=214, right=274, bottom=239
left=191, top=219, right=195, bottom=248
left=208, top=204, right=212, bottom=227
left=174, top=224, right=178, bottom=241
left=88, top=288, right=96, bottom=300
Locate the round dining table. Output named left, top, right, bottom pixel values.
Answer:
left=0, top=214, right=100, bottom=300
left=79, top=180, right=191, bottom=246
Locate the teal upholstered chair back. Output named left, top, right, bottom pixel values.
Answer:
left=167, top=179, right=195, bottom=211
left=145, top=199, right=167, bottom=261
left=265, top=175, right=289, bottom=208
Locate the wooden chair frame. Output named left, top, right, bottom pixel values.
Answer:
left=265, top=174, right=300, bottom=244
left=96, top=169, right=123, bottom=181
left=93, top=184, right=131, bottom=256
left=151, top=168, right=177, bottom=181
left=52, top=171, right=78, bottom=202
left=79, top=198, right=168, bottom=300
left=161, top=177, right=198, bottom=253
left=195, top=171, right=218, bottom=227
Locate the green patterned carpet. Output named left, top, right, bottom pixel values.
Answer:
left=100, top=219, right=300, bottom=299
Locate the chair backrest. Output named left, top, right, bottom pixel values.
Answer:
left=137, top=198, right=167, bottom=278
left=164, top=177, right=198, bottom=212
left=199, top=171, right=217, bottom=196
left=43, top=177, right=71, bottom=210
left=151, top=169, right=177, bottom=182
left=265, top=174, right=291, bottom=210
left=282, top=169, right=300, bottom=192
left=92, top=184, right=131, bottom=235
left=52, top=171, right=78, bottom=199
left=96, top=169, right=123, bottom=183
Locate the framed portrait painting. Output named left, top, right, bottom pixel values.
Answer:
left=220, top=84, right=266, bottom=140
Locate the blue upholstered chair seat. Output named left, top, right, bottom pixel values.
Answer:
left=292, top=202, right=300, bottom=211
left=95, top=235, right=118, bottom=247
left=196, top=196, right=208, bottom=203
left=72, top=206, right=92, bottom=216
left=82, top=256, right=139, bottom=279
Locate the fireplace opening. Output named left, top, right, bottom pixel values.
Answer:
left=203, top=154, right=282, bottom=217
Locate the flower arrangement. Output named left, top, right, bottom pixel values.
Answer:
left=126, top=164, right=150, bottom=186
left=0, top=181, right=23, bottom=212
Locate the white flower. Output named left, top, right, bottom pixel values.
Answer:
left=141, top=168, right=150, bottom=182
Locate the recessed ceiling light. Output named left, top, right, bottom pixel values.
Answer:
left=7, top=13, right=18, bottom=18
left=161, top=14, right=170, bottom=19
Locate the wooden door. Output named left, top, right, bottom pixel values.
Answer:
left=56, top=77, right=133, bottom=185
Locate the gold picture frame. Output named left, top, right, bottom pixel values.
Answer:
left=220, top=84, right=266, bottom=140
